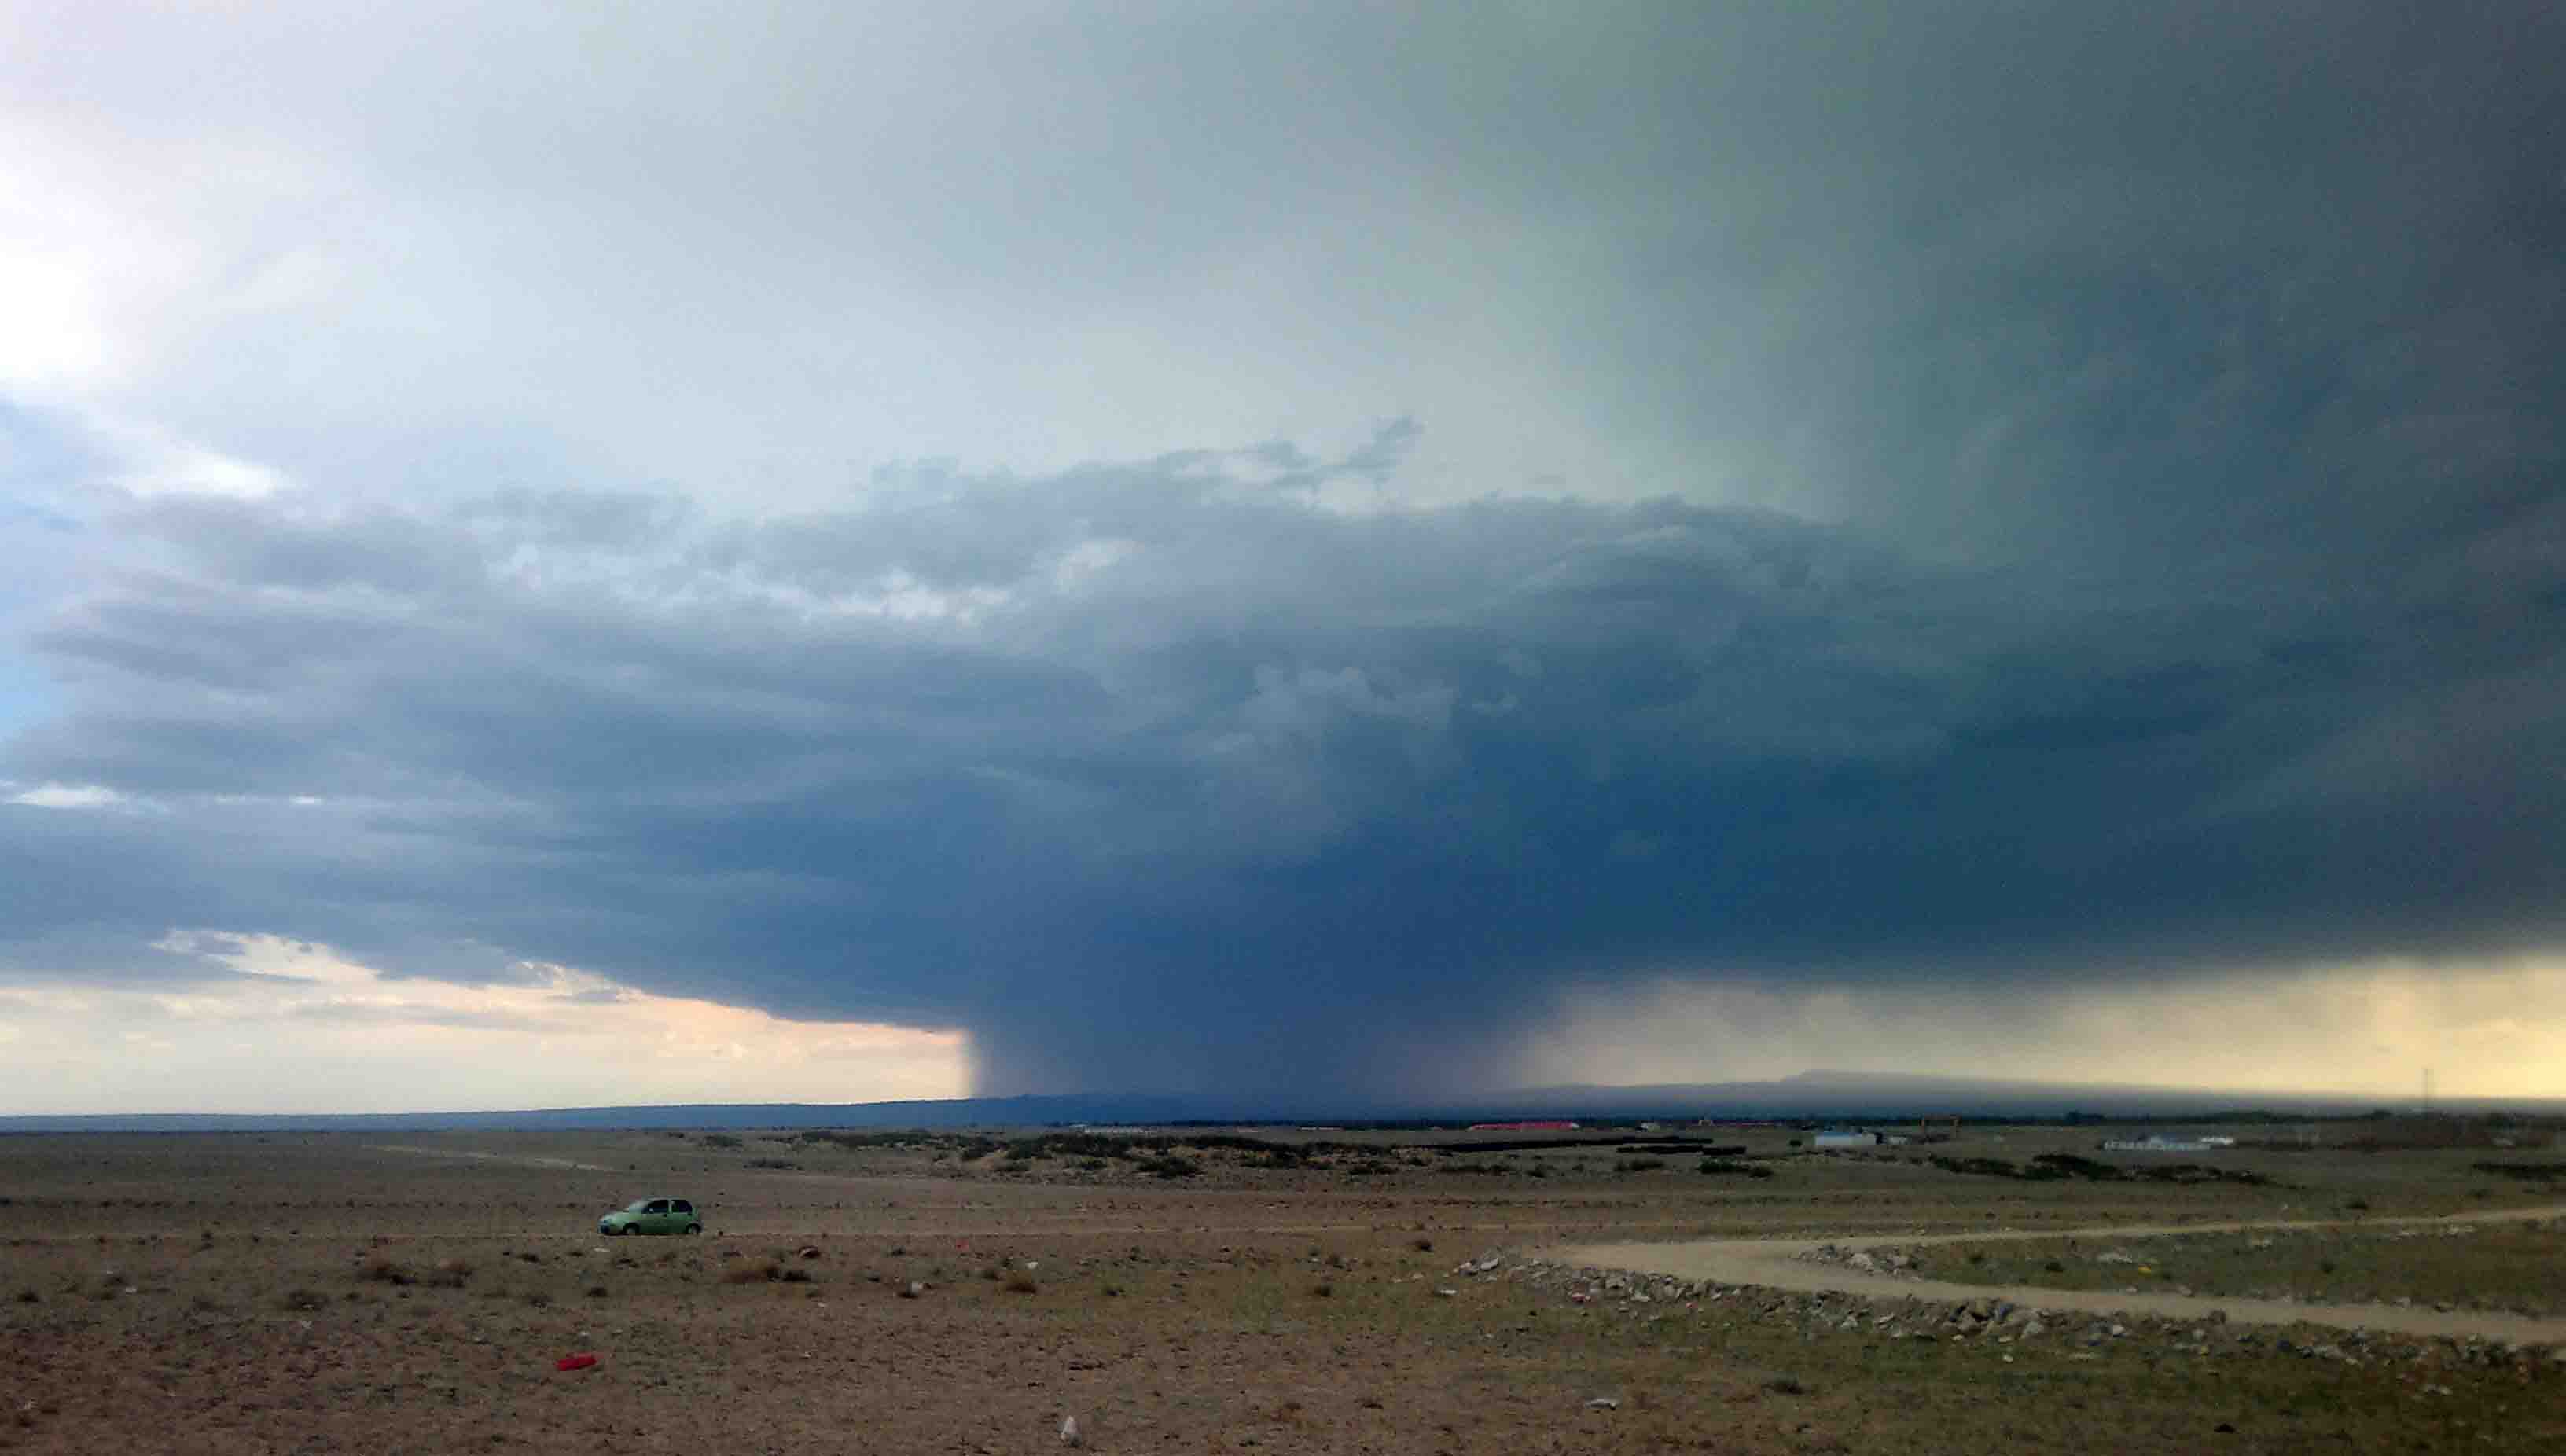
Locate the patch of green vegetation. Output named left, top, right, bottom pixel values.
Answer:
left=1921, top=1152, right=2270, bottom=1186
left=1921, top=1220, right=2566, bottom=1314
left=2474, top=1161, right=2566, bottom=1183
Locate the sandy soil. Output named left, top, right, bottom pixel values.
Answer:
left=4, top=1128, right=2561, bottom=1454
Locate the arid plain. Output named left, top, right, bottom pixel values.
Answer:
left=5, top=1124, right=2562, bottom=1454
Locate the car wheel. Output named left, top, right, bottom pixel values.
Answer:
left=685, top=1223, right=701, bottom=1235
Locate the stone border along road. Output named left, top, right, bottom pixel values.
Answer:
left=1544, top=1202, right=2566, bottom=1345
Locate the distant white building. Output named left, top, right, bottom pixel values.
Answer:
left=2101, top=1134, right=2215, bottom=1153
left=1812, top=1129, right=1879, bottom=1149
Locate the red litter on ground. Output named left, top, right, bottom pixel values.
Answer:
left=555, top=1353, right=598, bottom=1372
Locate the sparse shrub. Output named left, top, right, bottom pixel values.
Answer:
left=1615, top=1156, right=1665, bottom=1172
left=1138, top=1155, right=1200, bottom=1179
left=281, top=1288, right=328, bottom=1311
left=1967, top=1252, right=1985, bottom=1265
left=585, top=1284, right=609, bottom=1299
left=2343, top=1199, right=2369, bottom=1211
left=700, top=1134, right=742, bottom=1149
left=778, top=1267, right=813, bottom=1285
left=1697, top=1159, right=1774, bottom=1178
left=1410, top=1237, right=1434, bottom=1253
left=1763, top=1376, right=1807, bottom=1396
left=724, top=1259, right=782, bottom=1285
left=2043, top=1259, right=2065, bottom=1274
left=747, top=1157, right=800, bottom=1170
left=15, top=1288, right=40, bottom=1303
left=522, top=1290, right=551, bottom=1308
left=189, top=1292, right=225, bottom=1314
left=1311, top=1281, right=1333, bottom=1298
left=1003, top=1273, right=1039, bottom=1294
left=2318, top=1259, right=2336, bottom=1275
left=358, top=1256, right=414, bottom=1285
left=426, top=1258, right=472, bottom=1288
left=1079, top=1158, right=1108, bottom=1171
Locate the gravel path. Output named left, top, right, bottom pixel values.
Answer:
left=1547, top=1202, right=2566, bottom=1344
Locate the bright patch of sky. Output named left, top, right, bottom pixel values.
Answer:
left=0, top=934, right=962, bottom=1116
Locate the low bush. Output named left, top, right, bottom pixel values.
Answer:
left=1697, top=1159, right=1774, bottom=1178
left=357, top=1256, right=413, bottom=1286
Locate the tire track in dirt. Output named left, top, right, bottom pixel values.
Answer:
left=1546, top=1203, right=2566, bottom=1344
left=364, top=1143, right=618, bottom=1171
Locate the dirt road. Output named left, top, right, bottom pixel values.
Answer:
left=1548, top=1203, right=2566, bottom=1344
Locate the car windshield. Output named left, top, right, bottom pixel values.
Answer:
left=622, top=1200, right=652, bottom=1213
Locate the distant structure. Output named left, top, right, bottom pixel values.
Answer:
left=1467, top=1120, right=1579, bottom=1131
left=1812, top=1129, right=1880, bottom=1149
left=2101, top=1132, right=2215, bottom=1153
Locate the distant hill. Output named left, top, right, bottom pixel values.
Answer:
left=4, top=1069, right=2558, bottom=1132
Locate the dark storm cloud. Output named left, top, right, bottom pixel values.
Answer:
left=7, top=424, right=2561, bottom=1090
left=2, top=2, right=2560, bottom=1094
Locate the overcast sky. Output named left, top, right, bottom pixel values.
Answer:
left=3, top=1, right=2561, bottom=1112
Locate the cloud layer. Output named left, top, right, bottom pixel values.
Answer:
left=7, top=432, right=2560, bottom=1094
left=1, top=2, right=2561, bottom=1101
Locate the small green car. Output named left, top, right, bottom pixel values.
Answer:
left=598, top=1197, right=702, bottom=1236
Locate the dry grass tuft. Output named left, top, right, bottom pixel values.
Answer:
left=280, top=1288, right=327, bottom=1311
left=357, top=1256, right=413, bottom=1285
left=1003, top=1273, right=1039, bottom=1294
left=425, top=1258, right=472, bottom=1289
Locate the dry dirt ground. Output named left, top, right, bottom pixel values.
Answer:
left=3, top=1125, right=2563, bottom=1454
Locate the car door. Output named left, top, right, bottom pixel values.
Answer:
left=639, top=1198, right=672, bottom=1233
left=670, top=1199, right=695, bottom=1230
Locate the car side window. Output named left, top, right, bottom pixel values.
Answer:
left=645, top=1200, right=669, bottom=1214
left=672, top=1200, right=692, bottom=1214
